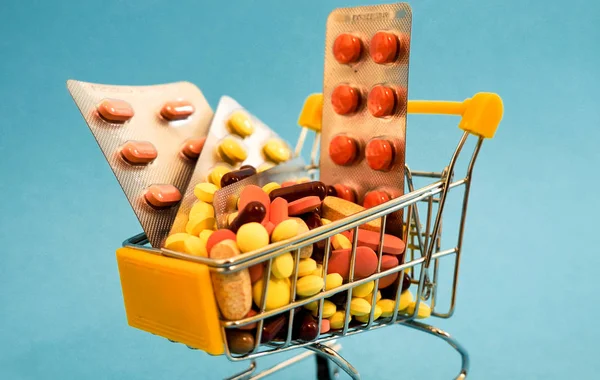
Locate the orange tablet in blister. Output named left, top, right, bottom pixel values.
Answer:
left=363, top=190, right=390, bottom=209
left=181, top=137, right=206, bottom=159
left=333, top=33, right=362, bottom=64
left=120, top=141, right=157, bottom=165
left=161, top=100, right=195, bottom=121
left=333, top=184, right=356, bottom=203
left=365, top=138, right=395, bottom=171
left=97, top=99, right=134, bottom=122
left=144, top=184, right=182, bottom=208
left=329, top=135, right=358, bottom=166
left=370, top=32, right=399, bottom=64
left=368, top=86, right=396, bottom=118
left=331, top=85, right=360, bottom=115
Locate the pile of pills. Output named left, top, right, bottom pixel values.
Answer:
left=163, top=168, right=430, bottom=355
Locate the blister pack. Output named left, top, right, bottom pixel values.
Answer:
left=169, top=96, right=293, bottom=238
left=212, top=157, right=310, bottom=229
left=67, top=80, right=213, bottom=247
left=319, top=2, right=412, bottom=236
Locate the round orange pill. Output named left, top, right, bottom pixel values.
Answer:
left=333, top=34, right=362, bottom=64
left=329, top=135, right=358, bottom=166
left=368, top=86, right=396, bottom=118
left=331, top=85, right=360, bottom=115
left=363, top=191, right=390, bottom=209
left=370, top=31, right=399, bottom=64
left=365, top=138, right=395, bottom=171
left=333, top=184, right=356, bottom=203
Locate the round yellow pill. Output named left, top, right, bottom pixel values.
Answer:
left=304, top=300, right=319, bottom=311
left=263, top=138, right=291, bottom=163
left=363, top=290, right=382, bottom=305
left=296, top=275, right=324, bottom=297
left=227, top=211, right=238, bottom=227
left=352, top=281, right=374, bottom=298
left=164, top=233, right=207, bottom=257
left=208, top=165, right=232, bottom=188
left=198, top=229, right=214, bottom=246
left=329, top=311, right=351, bottom=330
left=236, top=222, right=269, bottom=253
left=332, top=234, right=352, bottom=250
left=311, top=264, right=323, bottom=277
left=325, top=273, right=343, bottom=291
left=262, top=182, right=281, bottom=195
left=405, top=301, right=431, bottom=319
left=257, top=162, right=275, bottom=173
left=252, top=278, right=291, bottom=311
left=189, top=201, right=214, bottom=222
left=298, top=258, right=317, bottom=277
left=321, top=218, right=332, bottom=225
left=355, top=305, right=382, bottom=323
left=312, top=300, right=336, bottom=319
left=399, top=290, right=414, bottom=311
left=227, top=110, right=254, bottom=138
left=272, top=252, right=294, bottom=279
left=194, top=182, right=218, bottom=203
left=218, top=136, right=247, bottom=163
left=186, top=216, right=215, bottom=236
left=271, top=219, right=299, bottom=242
left=350, top=297, right=371, bottom=316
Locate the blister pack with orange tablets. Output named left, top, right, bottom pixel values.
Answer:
left=320, top=3, right=412, bottom=236
left=67, top=80, right=213, bottom=247
left=168, top=96, right=294, bottom=238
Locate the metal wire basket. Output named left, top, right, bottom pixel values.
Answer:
left=120, top=92, right=503, bottom=380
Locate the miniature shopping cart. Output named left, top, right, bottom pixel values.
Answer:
left=117, top=92, right=503, bottom=380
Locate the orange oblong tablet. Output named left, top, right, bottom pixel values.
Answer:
left=327, top=246, right=378, bottom=280
left=368, top=86, right=396, bottom=118
left=120, top=141, right=157, bottom=165
left=347, top=229, right=406, bottom=255
left=181, top=137, right=206, bottom=159
left=288, top=196, right=322, bottom=216
left=331, top=85, right=360, bottom=115
left=97, top=99, right=134, bottom=123
left=333, top=33, right=362, bottom=64
left=329, top=135, right=358, bottom=166
left=144, top=184, right=181, bottom=208
left=370, top=31, right=399, bottom=64
left=161, top=100, right=195, bottom=121
left=378, top=255, right=400, bottom=289
left=365, top=139, right=395, bottom=171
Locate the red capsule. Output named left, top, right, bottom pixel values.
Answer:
left=269, top=181, right=327, bottom=203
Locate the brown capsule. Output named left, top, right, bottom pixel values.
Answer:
left=328, top=291, right=348, bottom=307
left=269, top=181, right=327, bottom=203
left=221, top=165, right=257, bottom=188
left=301, top=212, right=322, bottom=230
left=227, top=330, right=255, bottom=354
left=229, top=201, right=267, bottom=233
left=294, top=312, right=319, bottom=341
left=261, top=314, right=288, bottom=343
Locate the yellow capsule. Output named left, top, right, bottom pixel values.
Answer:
left=298, top=258, right=317, bottom=277
left=263, top=138, right=291, bottom=163
left=164, top=233, right=207, bottom=257
left=329, top=310, right=351, bottom=330
left=252, top=278, right=291, bottom=311
left=262, top=182, right=281, bottom=195
left=355, top=305, right=382, bottom=323
left=352, top=281, right=374, bottom=298
left=218, top=136, right=247, bottom=163
left=227, top=110, right=254, bottom=138
left=257, top=162, right=275, bottom=173
left=271, top=219, right=299, bottom=242
left=349, top=298, right=371, bottom=316
left=312, top=300, right=336, bottom=319
left=193, top=182, right=218, bottom=203
left=332, top=234, right=352, bottom=250
left=406, top=300, right=431, bottom=319
left=272, top=252, right=294, bottom=279
left=236, top=222, right=269, bottom=253
left=208, top=165, right=232, bottom=188
left=325, top=273, right=343, bottom=291
left=296, top=275, right=324, bottom=297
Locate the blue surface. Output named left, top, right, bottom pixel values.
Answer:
left=1, top=0, right=599, bottom=379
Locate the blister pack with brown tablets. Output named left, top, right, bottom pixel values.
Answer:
left=67, top=80, right=213, bottom=247
left=211, top=157, right=310, bottom=229
left=320, top=2, right=412, bottom=236
left=169, top=96, right=293, bottom=238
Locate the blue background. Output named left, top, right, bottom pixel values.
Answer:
left=1, top=0, right=598, bottom=379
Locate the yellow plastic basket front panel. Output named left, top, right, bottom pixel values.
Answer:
left=116, top=247, right=224, bottom=355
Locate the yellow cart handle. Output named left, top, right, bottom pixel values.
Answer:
left=298, top=92, right=503, bottom=139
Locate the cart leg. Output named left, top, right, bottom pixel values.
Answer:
left=306, top=343, right=360, bottom=380
left=402, top=321, right=469, bottom=380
